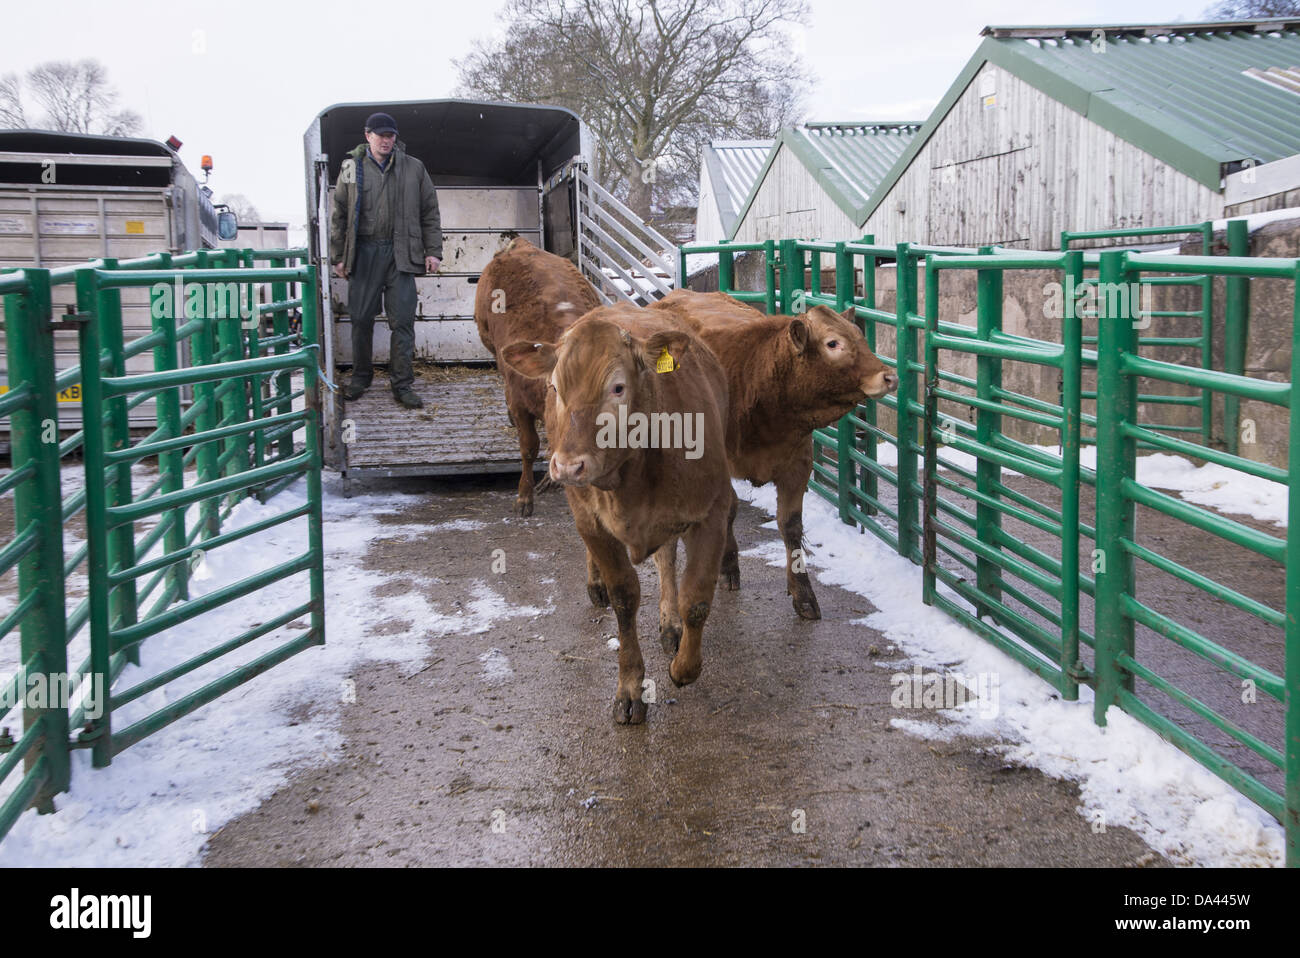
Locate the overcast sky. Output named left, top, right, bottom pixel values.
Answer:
left=5, top=0, right=1200, bottom=229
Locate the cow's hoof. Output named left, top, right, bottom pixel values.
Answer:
left=587, top=582, right=610, bottom=608
left=792, top=592, right=822, bottom=621
left=516, top=496, right=534, bottom=517
left=613, top=696, right=647, bottom=725
left=659, top=622, right=681, bottom=655
left=721, top=568, right=740, bottom=591
left=668, top=656, right=701, bottom=688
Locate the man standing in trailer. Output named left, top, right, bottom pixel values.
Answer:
left=330, top=111, right=442, bottom=408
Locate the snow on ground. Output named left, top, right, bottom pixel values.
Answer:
left=868, top=440, right=1287, bottom=529
left=735, top=475, right=1285, bottom=868
left=0, top=476, right=547, bottom=868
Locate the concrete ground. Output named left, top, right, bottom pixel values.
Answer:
left=202, top=473, right=1166, bottom=867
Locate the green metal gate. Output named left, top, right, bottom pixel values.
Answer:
left=0, top=249, right=325, bottom=840
left=681, top=226, right=1299, bottom=865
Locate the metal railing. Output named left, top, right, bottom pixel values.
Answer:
left=680, top=224, right=1299, bottom=865
left=0, top=248, right=324, bottom=841
left=568, top=162, right=678, bottom=305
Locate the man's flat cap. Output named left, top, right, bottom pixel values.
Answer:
left=365, top=112, right=398, bottom=135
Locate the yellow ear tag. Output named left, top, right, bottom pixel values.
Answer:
left=656, top=346, right=676, bottom=373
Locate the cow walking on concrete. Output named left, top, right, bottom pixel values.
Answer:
left=503, top=305, right=731, bottom=724
left=650, top=290, right=896, bottom=620
left=474, top=236, right=601, bottom=516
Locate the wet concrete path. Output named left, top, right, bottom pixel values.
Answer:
left=203, top=475, right=1165, bottom=867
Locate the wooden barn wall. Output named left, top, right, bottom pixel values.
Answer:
left=732, top=143, right=860, bottom=243
left=861, top=63, right=1224, bottom=250
left=694, top=163, right=725, bottom=246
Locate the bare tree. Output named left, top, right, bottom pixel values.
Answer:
left=219, top=194, right=262, bottom=225
left=0, top=74, right=26, bottom=128
left=0, top=59, right=141, bottom=136
left=1204, top=0, right=1300, bottom=17
left=456, top=0, right=811, bottom=221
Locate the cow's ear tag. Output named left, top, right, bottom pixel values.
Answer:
left=656, top=346, right=676, bottom=373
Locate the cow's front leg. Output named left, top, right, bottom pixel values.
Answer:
left=580, top=526, right=646, bottom=725
left=720, top=487, right=740, bottom=590
left=512, top=400, right=539, bottom=517
left=585, top=548, right=609, bottom=608
left=652, top=538, right=682, bottom=654
left=671, top=509, right=727, bottom=687
left=776, top=451, right=820, bottom=620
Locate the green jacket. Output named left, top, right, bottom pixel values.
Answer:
left=329, top=143, right=442, bottom=275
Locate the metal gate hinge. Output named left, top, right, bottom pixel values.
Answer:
left=49, top=307, right=90, bottom=330
left=1067, top=662, right=1093, bottom=684
left=0, top=727, right=14, bottom=753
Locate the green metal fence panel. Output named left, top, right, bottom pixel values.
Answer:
left=1063, top=223, right=1215, bottom=448
left=681, top=227, right=1296, bottom=863
left=0, top=268, right=72, bottom=835
left=1092, top=248, right=1298, bottom=867
left=0, top=249, right=324, bottom=843
left=921, top=250, right=1086, bottom=700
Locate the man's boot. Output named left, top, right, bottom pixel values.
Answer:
left=394, top=388, right=424, bottom=409
left=344, top=379, right=370, bottom=401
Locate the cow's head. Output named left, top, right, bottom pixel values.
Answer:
left=502, top=314, right=694, bottom=489
left=783, top=305, right=896, bottom=426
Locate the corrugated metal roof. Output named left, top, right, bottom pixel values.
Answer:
left=993, top=22, right=1300, bottom=172
left=702, top=139, right=772, bottom=236
left=858, top=18, right=1300, bottom=230
left=727, top=122, right=921, bottom=238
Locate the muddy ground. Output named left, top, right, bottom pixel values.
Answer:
left=202, top=473, right=1166, bottom=867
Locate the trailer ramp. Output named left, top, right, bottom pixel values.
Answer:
left=338, top=366, right=544, bottom=493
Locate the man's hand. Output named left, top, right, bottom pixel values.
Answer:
left=332, top=262, right=347, bottom=279
left=425, top=256, right=441, bottom=274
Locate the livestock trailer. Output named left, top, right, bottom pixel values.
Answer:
left=0, top=129, right=229, bottom=433
left=304, top=98, right=679, bottom=485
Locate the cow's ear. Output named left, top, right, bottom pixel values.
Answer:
left=788, top=318, right=810, bottom=353
left=502, top=340, right=558, bottom=379
left=840, top=305, right=858, bottom=323
left=642, top=330, right=692, bottom=372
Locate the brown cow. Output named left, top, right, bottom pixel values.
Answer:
left=474, top=236, right=601, bottom=516
left=502, top=305, right=731, bottom=725
left=649, top=289, right=896, bottom=621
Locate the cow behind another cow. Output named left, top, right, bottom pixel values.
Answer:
left=502, top=305, right=731, bottom=725
left=473, top=236, right=601, bottom=516
left=650, top=289, right=896, bottom=620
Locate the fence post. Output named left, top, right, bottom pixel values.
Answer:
left=779, top=239, right=800, bottom=316
left=921, top=255, right=939, bottom=605
left=5, top=268, right=72, bottom=810
left=150, top=253, right=190, bottom=602
left=895, top=243, right=920, bottom=561
left=1286, top=265, right=1300, bottom=867
left=834, top=241, right=855, bottom=526
left=75, top=266, right=114, bottom=767
left=717, top=241, right=734, bottom=296
left=763, top=240, right=777, bottom=315
left=1224, top=219, right=1250, bottom=456
left=270, top=271, right=293, bottom=467
left=97, top=259, right=140, bottom=666
left=302, top=264, right=327, bottom=647
left=189, top=251, right=220, bottom=540
left=1060, top=250, right=1084, bottom=701
left=1093, top=250, right=1138, bottom=726
left=975, top=248, right=1004, bottom=619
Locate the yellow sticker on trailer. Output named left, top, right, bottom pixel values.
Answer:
left=0, top=384, right=81, bottom=401
left=125, top=220, right=145, bottom=234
